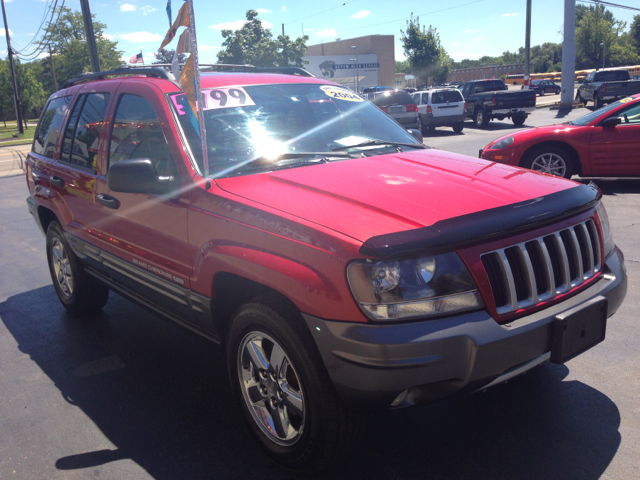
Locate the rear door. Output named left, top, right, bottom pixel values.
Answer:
left=430, top=90, right=464, bottom=118
left=589, top=101, right=640, bottom=175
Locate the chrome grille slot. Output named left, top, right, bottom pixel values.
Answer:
left=482, top=219, right=602, bottom=314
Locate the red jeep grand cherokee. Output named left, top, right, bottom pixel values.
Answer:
left=26, top=66, right=627, bottom=471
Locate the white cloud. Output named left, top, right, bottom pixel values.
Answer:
left=209, top=19, right=272, bottom=31
left=37, top=52, right=49, bottom=59
left=474, top=37, right=485, bottom=40
left=1, top=50, right=6, bottom=55
left=282, top=6, right=286, bottom=11
left=120, top=31, right=163, bottom=42
left=395, top=48, right=406, bottom=61
left=0, top=28, right=13, bottom=36
left=120, top=3, right=136, bottom=12
left=451, top=42, right=461, bottom=45
left=463, top=29, right=481, bottom=32
left=305, top=28, right=314, bottom=32
left=199, top=44, right=222, bottom=51
left=502, top=13, right=518, bottom=17
left=28, top=32, right=35, bottom=36
left=315, top=28, right=336, bottom=37
left=102, top=33, right=114, bottom=40
left=256, top=8, right=272, bottom=13
left=351, top=10, right=371, bottom=19
left=141, top=6, right=156, bottom=15
left=145, top=52, right=155, bottom=58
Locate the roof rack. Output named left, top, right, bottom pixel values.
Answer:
left=61, top=63, right=314, bottom=90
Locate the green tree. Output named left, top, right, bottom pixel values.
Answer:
left=0, top=60, right=14, bottom=127
left=217, top=10, right=308, bottom=67
left=400, top=14, right=449, bottom=85
left=630, top=15, right=640, bottom=53
left=153, top=48, right=187, bottom=64
left=36, top=6, right=123, bottom=95
left=0, top=58, right=45, bottom=128
left=395, top=60, right=411, bottom=73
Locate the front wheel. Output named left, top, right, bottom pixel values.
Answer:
left=227, top=299, right=362, bottom=472
left=594, top=95, right=602, bottom=110
left=452, top=122, right=464, bottom=133
left=512, top=113, right=527, bottom=126
left=523, top=146, right=575, bottom=179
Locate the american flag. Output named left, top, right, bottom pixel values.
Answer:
left=129, top=52, right=143, bottom=64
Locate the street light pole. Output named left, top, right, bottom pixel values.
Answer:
left=351, top=45, right=358, bottom=93
left=523, top=0, right=532, bottom=90
left=1, top=0, right=24, bottom=134
left=48, top=44, right=58, bottom=91
left=600, top=43, right=605, bottom=69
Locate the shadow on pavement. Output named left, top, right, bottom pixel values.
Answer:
left=575, top=177, right=640, bottom=195
left=0, top=286, right=622, bottom=480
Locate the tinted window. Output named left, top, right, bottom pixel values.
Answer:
left=109, top=94, right=176, bottom=176
left=532, top=80, right=542, bottom=86
left=472, top=81, right=504, bottom=93
left=594, top=70, right=630, bottom=82
left=59, top=93, right=110, bottom=170
left=33, top=96, right=72, bottom=158
left=370, top=92, right=414, bottom=107
left=431, top=90, right=463, bottom=104
left=421, top=93, right=428, bottom=104
left=618, top=102, right=640, bottom=125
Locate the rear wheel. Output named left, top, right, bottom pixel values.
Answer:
left=539, top=90, right=544, bottom=96
left=594, top=94, right=602, bottom=110
left=452, top=122, right=464, bottom=133
left=46, top=221, right=109, bottom=313
left=227, top=299, right=362, bottom=472
left=474, top=108, right=489, bottom=128
left=512, top=113, right=527, bottom=126
left=523, top=145, right=575, bottom=179
left=417, top=115, right=425, bottom=135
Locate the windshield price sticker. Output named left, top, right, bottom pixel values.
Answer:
left=320, top=85, right=363, bottom=102
left=203, top=87, right=255, bottom=110
left=620, top=97, right=633, bottom=103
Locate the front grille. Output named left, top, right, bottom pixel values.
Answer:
left=481, top=219, right=602, bottom=314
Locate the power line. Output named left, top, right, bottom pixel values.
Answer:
left=12, top=0, right=55, bottom=54
left=15, top=0, right=65, bottom=61
left=286, top=0, right=358, bottom=26
left=576, top=0, right=640, bottom=12
left=340, top=0, right=484, bottom=33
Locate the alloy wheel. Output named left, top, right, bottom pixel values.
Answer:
left=237, top=332, right=305, bottom=446
left=51, top=237, right=73, bottom=298
left=530, top=152, right=567, bottom=177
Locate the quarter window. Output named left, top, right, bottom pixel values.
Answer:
left=33, top=96, right=72, bottom=158
left=618, top=103, right=640, bottom=125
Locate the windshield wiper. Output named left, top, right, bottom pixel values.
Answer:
left=332, top=139, right=428, bottom=151
left=222, top=152, right=356, bottom=176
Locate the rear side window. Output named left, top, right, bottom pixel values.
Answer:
left=421, top=93, right=428, bottom=104
left=109, top=94, right=176, bottom=176
left=59, top=93, right=110, bottom=170
left=473, top=81, right=504, bottom=93
left=594, top=70, right=630, bottom=82
left=371, top=92, right=414, bottom=107
left=33, top=96, right=72, bottom=158
left=431, top=90, right=463, bottom=104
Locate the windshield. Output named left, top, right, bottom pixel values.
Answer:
left=569, top=98, right=629, bottom=126
left=170, top=83, right=419, bottom=177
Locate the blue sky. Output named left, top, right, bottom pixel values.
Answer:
left=1, top=0, right=638, bottom=64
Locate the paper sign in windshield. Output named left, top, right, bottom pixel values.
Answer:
left=170, top=87, right=255, bottom=116
left=320, top=85, right=363, bottom=102
left=620, top=97, right=633, bottom=103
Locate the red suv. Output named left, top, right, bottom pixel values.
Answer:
left=26, top=66, right=627, bottom=471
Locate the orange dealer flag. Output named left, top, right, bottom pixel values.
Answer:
left=160, top=1, right=190, bottom=50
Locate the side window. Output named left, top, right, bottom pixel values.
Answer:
left=422, top=93, right=429, bottom=104
left=59, top=93, right=110, bottom=170
left=618, top=103, right=640, bottom=125
left=33, top=96, right=72, bottom=158
left=109, top=94, right=176, bottom=177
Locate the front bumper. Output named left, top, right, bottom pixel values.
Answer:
left=304, top=247, right=626, bottom=410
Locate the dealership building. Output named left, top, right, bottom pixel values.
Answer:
left=303, top=35, right=395, bottom=92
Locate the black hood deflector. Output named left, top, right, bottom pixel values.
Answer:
left=359, top=182, right=602, bottom=258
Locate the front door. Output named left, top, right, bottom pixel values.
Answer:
left=589, top=101, right=640, bottom=176
left=94, top=84, right=201, bottom=329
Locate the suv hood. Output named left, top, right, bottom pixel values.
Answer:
left=215, top=149, right=576, bottom=243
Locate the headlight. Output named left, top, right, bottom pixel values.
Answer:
left=488, top=136, right=514, bottom=150
left=347, top=252, right=483, bottom=321
left=596, top=202, right=614, bottom=257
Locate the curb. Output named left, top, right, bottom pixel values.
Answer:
left=0, top=141, right=33, bottom=147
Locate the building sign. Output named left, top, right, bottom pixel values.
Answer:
left=303, top=54, right=379, bottom=92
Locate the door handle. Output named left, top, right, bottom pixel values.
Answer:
left=97, top=193, right=120, bottom=209
left=50, top=175, right=64, bottom=188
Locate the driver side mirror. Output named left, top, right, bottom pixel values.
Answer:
left=601, top=116, right=622, bottom=128
left=408, top=129, right=423, bottom=144
left=107, top=158, right=174, bottom=194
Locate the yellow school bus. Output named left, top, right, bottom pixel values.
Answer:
left=506, top=74, right=524, bottom=85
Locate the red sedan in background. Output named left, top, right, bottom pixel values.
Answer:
left=480, top=94, right=640, bottom=178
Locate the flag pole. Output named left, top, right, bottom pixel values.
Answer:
left=186, top=0, right=209, bottom=178
left=141, top=49, right=144, bottom=64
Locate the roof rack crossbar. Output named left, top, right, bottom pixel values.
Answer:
left=116, top=63, right=315, bottom=77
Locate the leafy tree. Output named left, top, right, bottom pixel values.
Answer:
left=153, top=48, right=187, bottom=64
left=400, top=14, right=449, bottom=85
left=0, top=60, right=15, bottom=127
left=395, top=60, right=411, bottom=73
left=630, top=15, right=640, bottom=53
left=217, top=10, right=309, bottom=67
left=0, top=58, right=45, bottom=128
left=36, top=6, right=123, bottom=95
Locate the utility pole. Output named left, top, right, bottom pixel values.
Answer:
left=282, top=24, right=287, bottom=66
left=560, top=0, right=576, bottom=108
left=523, top=0, right=531, bottom=90
left=48, top=44, right=58, bottom=91
left=1, top=0, right=24, bottom=134
left=79, top=0, right=100, bottom=72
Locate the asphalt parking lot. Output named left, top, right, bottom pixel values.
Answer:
left=1, top=106, right=639, bottom=479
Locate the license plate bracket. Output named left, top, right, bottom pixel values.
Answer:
left=550, top=296, right=607, bottom=364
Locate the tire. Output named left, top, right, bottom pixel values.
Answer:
left=46, top=221, right=109, bottom=314
left=417, top=114, right=425, bottom=135
left=523, top=145, right=575, bottom=179
left=512, top=113, right=527, bottom=126
left=227, top=298, right=362, bottom=472
left=474, top=108, right=489, bottom=128
left=539, top=90, right=544, bottom=96
left=594, top=94, right=602, bottom=110
left=452, top=122, right=464, bottom=133
left=575, top=91, right=583, bottom=103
